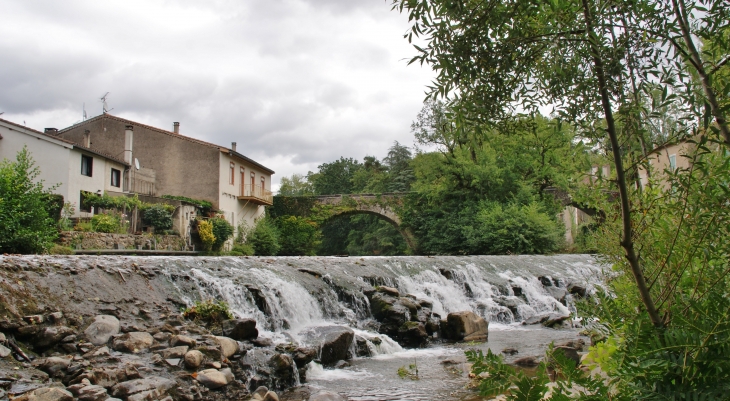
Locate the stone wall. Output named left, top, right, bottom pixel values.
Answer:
left=57, top=232, right=187, bottom=250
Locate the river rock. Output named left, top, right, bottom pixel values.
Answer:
left=542, top=314, right=570, bottom=328
left=222, top=318, right=258, bottom=340
left=110, top=376, right=175, bottom=399
left=76, top=385, right=108, bottom=401
left=158, top=345, right=188, bottom=359
left=309, top=390, right=346, bottom=401
left=196, top=368, right=231, bottom=389
left=13, top=387, right=73, bottom=401
left=441, top=311, right=488, bottom=342
left=513, top=356, right=540, bottom=367
left=398, top=321, right=428, bottom=346
left=567, top=284, right=587, bottom=298
left=552, top=346, right=581, bottom=367
left=34, top=326, right=75, bottom=349
left=112, top=332, right=154, bottom=353
left=377, top=286, right=400, bottom=297
left=0, top=344, right=11, bottom=358
left=214, top=336, right=239, bottom=358
left=184, top=350, right=204, bottom=369
left=170, top=334, right=197, bottom=348
left=302, top=326, right=354, bottom=365
left=84, top=315, right=120, bottom=346
left=32, top=356, right=71, bottom=377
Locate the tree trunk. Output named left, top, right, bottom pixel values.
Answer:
left=581, top=0, right=663, bottom=328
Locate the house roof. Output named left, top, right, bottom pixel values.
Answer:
left=59, top=113, right=274, bottom=174
left=0, top=117, right=130, bottom=166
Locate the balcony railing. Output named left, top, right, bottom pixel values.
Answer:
left=238, top=184, right=273, bottom=205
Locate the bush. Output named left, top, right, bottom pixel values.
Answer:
left=231, top=243, right=254, bottom=256
left=197, top=219, right=215, bottom=251
left=161, top=195, right=214, bottom=215
left=210, top=217, right=234, bottom=251
left=0, top=147, right=58, bottom=253
left=276, top=215, right=321, bottom=256
left=248, top=217, right=280, bottom=256
left=143, top=204, right=173, bottom=231
left=91, top=213, right=121, bottom=233
left=48, top=245, right=74, bottom=255
left=182, top=300, right=233, bottom=327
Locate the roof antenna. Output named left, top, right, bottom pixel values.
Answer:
left=83, top=103, right=87, bottom=121
left=100, top=92, right=113, bottom=114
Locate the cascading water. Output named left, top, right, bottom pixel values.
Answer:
left=153, top=254, right=604, bottom=400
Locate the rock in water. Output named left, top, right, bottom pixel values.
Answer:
left=110, top=376, right=175, bottom=399
left=214, top=336, right=239, bottom=358
left=184, top=350, right=204, bottom=369
left=552, top=346, right=581, bottom=367
left=13, top=387, right=73, bottom=401
left=441, top=311, right=488, bottom=342
left=84, top=315, right=120, bottom=346
left=310, top=390, right=346, bottom=401
left=222, top=318, right=258, bottom=340
left=301, top=326, right=354, bottom=365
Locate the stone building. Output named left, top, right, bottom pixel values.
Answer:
left=54, top=114, right=274, bottom=237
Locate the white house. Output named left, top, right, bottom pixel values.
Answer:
left=0, top=118, right=129, bottom=218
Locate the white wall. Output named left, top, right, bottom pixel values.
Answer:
left=67, top=149, right=128, bottom=217
left=218, top=152, right=270, bottom=245
left=0, top=123, right=73, bottom=203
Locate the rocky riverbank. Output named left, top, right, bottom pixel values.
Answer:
left=0, top=254, right=601, bottom=400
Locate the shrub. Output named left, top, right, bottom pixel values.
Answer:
left=143, top=204, right=173, bottom=231
left=210, top=217, right=234, bottom=251
left=58, top=202, right=75, bottom=231
left=231, top=243, right=254, bottom=256
left=161, top=195, right=214, bottom=215
left=0, top=147, right=58, bottom=253
left=276, top=215, right=321, bottom=256
left=197, top=220, right=215, bottom=251
left=48, top=245, right=74, bottom=255
left=182, top=300, right=233, bottom=327
left=248, top=217, right=280, bottom=256
left=91, top=213, right=121, bottom=233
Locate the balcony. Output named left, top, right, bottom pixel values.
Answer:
left=238, top=184, right=273, bottom=206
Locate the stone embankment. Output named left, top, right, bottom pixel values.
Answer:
left=57, top=232, right=187, bottom=251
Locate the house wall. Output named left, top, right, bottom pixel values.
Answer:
left=59, top=117, right=221, bottom=207
left=638, top=142, right=696, bottom=189
left=218, top=152, right=268, bottom=243
left=66, top=149, right=128, bottom=218
left=0, top=123, right=73, bottom=201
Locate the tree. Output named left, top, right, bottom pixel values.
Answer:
left=0, top=147, right=58, bottom=253
left=248, top=217, right=280, bottom=256
left=383, top=141, right=415, bottom=192
left=278, top=173, right=314, bottom=196
left=309, top=157, right=362, bottom=195
left=276, top=216, right=321, bottom=256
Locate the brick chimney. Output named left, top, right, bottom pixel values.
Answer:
left=173, top=122, right=180, bottom=134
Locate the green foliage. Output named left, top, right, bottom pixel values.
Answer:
left=276, top=215, right=321, bottom=256
left=142, top=204, right=173, bottom=231
left=231, top=243, right=254, bottom=256
left=309, top=157, right=362, bottom=195
left=278, top=173, right=314, bottom=196
left=248, top=217, right=280, bottom=256
left=182, top=300, right=233, bottom=326
left=197, top=220, right=215, bottom=251
left=397, top=360, right=419, bottom=380
left=58, top=202, right=75, bottom=231
left=270, top=196, right=318, bottom=219
left=161, top=195, right=214, bottom=215
left=0, top=147, right=58, bottom=254
left=82, top=192, right=142, bottom=211
left=210, top=217, right=234, bottom=251
left=91, top=213, right=121, bottom=233
left=48, top=245, right=74, bottom=255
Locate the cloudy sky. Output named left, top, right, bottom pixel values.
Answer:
left=0, top=0, right=434, bottom=191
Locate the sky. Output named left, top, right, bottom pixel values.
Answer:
left=0, top=0, right=434, bottom=191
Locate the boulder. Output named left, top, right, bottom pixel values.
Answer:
left=542, top=314, right=570, bottom=328
left=111, top=332, right=154, bottom=353
left=214, top=336, right=239, bottom=358
left=110, top=377, right=175, bottom=399
left=84, top=315, right=120, bottom=346
left=184, top=350, right=204, bottom=369
left=158, top=346, right=189, bottom=359
left=0, top=344, right=11, bottom=358
left=76, top=385, right=108, bottom=401
left=376, top=286, right=400, bottom=297
left=567, top=284, right=587, bottom=298
left=513, top=356, right=540, bottom=367
left=32, top=356, right=71, bottom=377
left=310, top=390, right=346, bottom=401
left=290, top=346, right=317, bottom=367
left=552, top=346, right=581, bottom=367
left=13, top=387, right=73, bottom=401
left=441, top=311, right=488, bottom=342
left=222, top=319, right=258, bottom=341
left=170, top=334, right=197, bottom=348
left=301, top=326, right=354, bottom=365
left=397, top=321, right=428, bottom=346
left=34, top=326, right=75, bottom=349
left=196, top=368, right=231, bottom=389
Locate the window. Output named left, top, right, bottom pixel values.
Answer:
left=111, top=168, right=121, bottom=188
left=669, top=154, right=677, bottom=171
left=230, top=162, right=235, bottom=185
left=261, top=176, right=266, bottom=191
left=81, top=155, right=93, bottom=177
